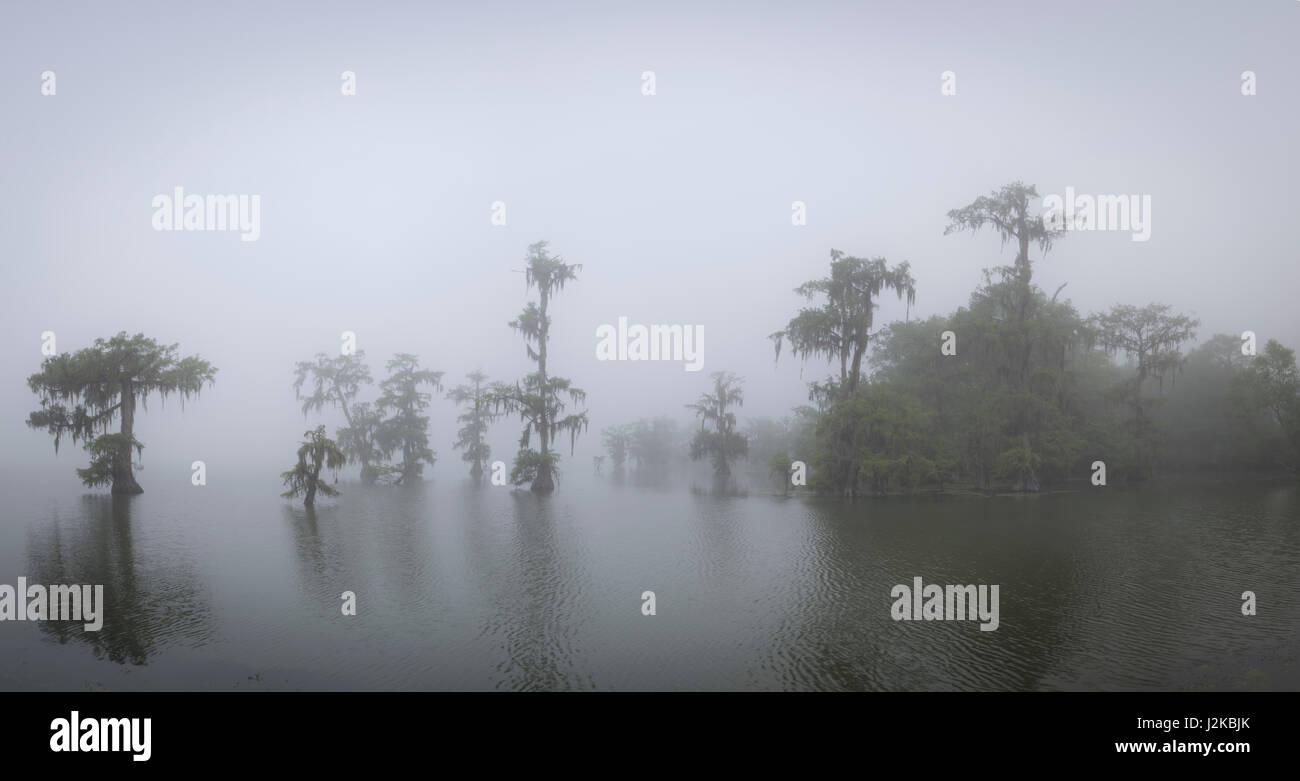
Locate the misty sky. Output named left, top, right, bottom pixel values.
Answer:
left=1, top=0, right=1296, bottom=476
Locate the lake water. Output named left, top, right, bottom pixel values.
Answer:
left=1, top=465, right=1297, bottom=691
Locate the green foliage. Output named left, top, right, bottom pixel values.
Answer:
left=771, top=251, right=916, bottom=400
left=690, top=429, right=749, bottom=476
left=335, top=401, right=390, bottom=481
left=448, top=371, right=497, bottom=480
left=376, top=353, right=443, bottom=484
left=786, top=216, right=1292, bottom=494
left=1230, top=339, right=1300, bottom=474
left=811, top=387, right=932, bottom=496
left=784, top=204, right=1107, bottom=495
left=281, top=425, right=346, bottom=507
left=601, top=424, right=633, bottom=470
left=1090, top=304, right=1199, bottom=389
left=767, top=450, right=792, bottom=474
left=687, top=372, right=748, bottom=476
left=1239, top=340, right=1300, bottom=428
left=508, top=448, right=560, bottom=487
left=1089, top=303, right=1199, bottom=477
left=744, top=415, right=815, bottom=466
left=944, top=180, right=1066, bottom=280
left=628, top=418, right=680, bottom=469
left=76, top=434, right=144, bottom=488
left=1153, top=337, right=1252, bottom=472
left=27, top=331, right=215, bottom=493
left=293, top=351, right=385, bottom=480
left=293, top=352, right=372, bottom=418
left=994, top=446, right=1042, bottom=484
left=499, top=241, right=588, bottom=492
left=861, top=453, right=938, bottom=496
left=491, top=373, right=589, bottom=458
left=767, top=450, right=793, bottom=493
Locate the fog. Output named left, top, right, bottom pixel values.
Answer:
left=2, top=0, right=1296, bottom=477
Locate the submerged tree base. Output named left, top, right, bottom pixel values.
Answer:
left=510, top=448, right=560, bottom=492
left=111, top=479, right=144, bottom=495
left=529, top=461, right=557, bottom=493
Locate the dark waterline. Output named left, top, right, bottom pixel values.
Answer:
left=1, top=466, right=1297, bottom=691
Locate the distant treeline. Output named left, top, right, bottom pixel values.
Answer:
left=608, top=182, right=1300, bottom=496
left=26, top=185, right=1300, bottom=501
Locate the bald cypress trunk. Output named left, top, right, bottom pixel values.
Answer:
left=848, top=344, right=865, bottom=398
left=304, top=459, right=321, bottom=507
left=112, top=381, right=143, bottom=495
left=1011, top=219, right=1039, bottom=492
left=532, top=286, right=555, bottom=493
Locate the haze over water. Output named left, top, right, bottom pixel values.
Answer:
left=1, top=467, right=1296, bottom=691
left=2, top=1, right=1298, bottom=694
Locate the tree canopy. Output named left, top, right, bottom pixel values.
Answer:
left=28, top=331, right=216, bottom=493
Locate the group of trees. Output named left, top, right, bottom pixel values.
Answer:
left=288, top=350, right=443, bottom=500
left=283, top=241, right=591, bottom=503
left=598, top=372, right=750, bottom=485
left=27, top=195, right=1300, bottom=502
left=581, top=182, right=1293, bottom=497
left=757, top=182, right=1300, bottom=496
left=601, top=417, right=683, bottom=474
left=24, top=241, right=592, bottom=505
left=282, top=357, right=507, bottom=506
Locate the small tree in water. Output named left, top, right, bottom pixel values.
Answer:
left=447, top=370, right=497, bottom=482
left=292, top=352, right=383, bottom=483
left=688, top=372, right=748, bottom=477
left=281, top=425, right=345, bottom=508
left=27, top=332, right=216, bottom=494
left=491, top=373, right=586, bottom=488
left=602, top=424, right=633, bottom=473
left=495, top=241, right=589, bottom=492
left=376, top=353, right=443, bottom=485
left=768, top=451, right=793, bottom=495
